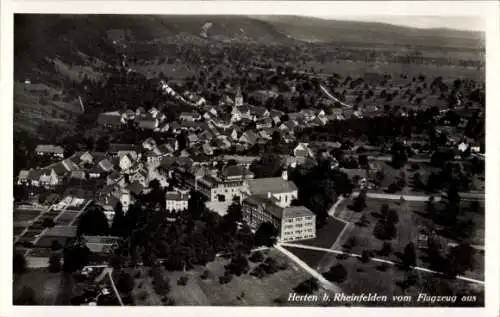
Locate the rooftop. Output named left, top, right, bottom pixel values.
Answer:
left=247, top=177, right=298, bottom=195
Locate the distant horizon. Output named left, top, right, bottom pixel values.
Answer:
left=307, top=15, right=485, bottom=33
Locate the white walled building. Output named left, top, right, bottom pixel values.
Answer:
left=165, top=191, right=189, bottom=212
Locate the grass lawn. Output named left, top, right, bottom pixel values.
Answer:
left=132, top=249, right=314, bottom=306
left=13, top=269, right=62, bottom=305
left=285, top=217, right=347, bottom=269
left=321, top=255, right=484, bottom=307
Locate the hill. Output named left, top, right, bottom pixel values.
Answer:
left=254, top=15, right=484, bottom=48
left=14, top=14, right=485, bottom=140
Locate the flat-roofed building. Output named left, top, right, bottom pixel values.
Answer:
left=242, top=195, right=316, bottom=242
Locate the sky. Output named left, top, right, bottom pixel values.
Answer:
left=312, top=16, right=484, bottom=32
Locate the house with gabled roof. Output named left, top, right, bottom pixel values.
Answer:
left=35, top=144, right=65, bottom=158
left=98, top=112, right=124, bottom=129
left=180, top=112, right=201, bottom=122
left=256, top=117, right=273, bottom=130
left=118, top=154, right=134, bottom=171
left=239, top=130, right=259, bottom=146
left=38, top=169, right=59, bottom=187
left=142, top=138, right=157, bottom=151
left=136, top=115, right=159, bottom=130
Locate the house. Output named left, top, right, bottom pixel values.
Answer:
left=142, top=138, right=157, bottom=151
left=234, top=86, right=244, bottom=107
left=458, top=142, right=469, bottom=153
left=158, top=122, right=170, bottom=133
left=202, top=143, right=214, bottom=156
left=180, top=112, right=201, bottom=122
left=129, top=169, right=148, bottom=187
left=165, top=191, right=190, bottom=212
left=35, top=145, right=65, bottom=158
left=256, top=117, right=273, bottom=130
left=107, top=171, right=124, bottom=186
left=98, top=112, right=123, bottom=129
left=144, top=151, right=162, bottom=169
left=251, top=106, right=270, bottom=119
left=71, top=151, right=94, bottom=166
left=128, top=181, right=145, bottom=196
left=169, top=121, right=182, bottom=134
left=293, top=143, right=315, bottom=165
left=136, top=116, right=159, bottom=130
left=270, top=109, right=284, bottom=125
left=17, top=170, right=31, bottom=185
left=244, top=171, right=298, bottom=208
left=157, top=142, right=176, bottom=155
left=70, top=170, right=87, bottom=180
left=108, top=144, right=139, bottom=159
left=239, top=130, right=259, bottom=146
left=118, top=154, right=134, bottom=171
left=231, top=105, right=252, bottom=122
left=38, top=169, right=59, bottom=187
left=242, top=196, right=316, bottom=242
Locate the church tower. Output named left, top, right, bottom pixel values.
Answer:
left=235, top=86, right=243, bottom=107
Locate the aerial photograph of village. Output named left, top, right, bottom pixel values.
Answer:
left=12, top=14, right=485, bottom=307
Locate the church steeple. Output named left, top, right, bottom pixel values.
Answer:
left=235, top=85, right=243, bottom=107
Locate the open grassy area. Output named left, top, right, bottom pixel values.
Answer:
left=132, top=249, right=313, bottom=306
left=305, top=60, right=484, bottom=82
left=13, top=269, right=62, bottom=305
left=285, top=217, right=347, bottom=269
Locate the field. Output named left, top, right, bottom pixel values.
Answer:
left=14, top=82, right=80, bottom=135
left=13, top=269, right=62, bottom=305
left=304, top=60, right=484, bottom=82
left=285, top=217, right=347, bottom=269
left=131, top=249, right=315, bottom=306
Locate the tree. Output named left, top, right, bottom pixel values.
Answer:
left=13, top=252, right=27, bottom=275
left=447, top=243, right=476, bottom=276
left=226, top=202, right=243, bottom=223
left=391, top=142, right=408, bottom=168
left=14, top=287, right=38, bottom=305
left=402, top=243, right=417, bottom=269
left=249, top=251, right=264, bottom=263
left=323, top=264, right=347, bottom=283
left=249, top=153, right=283, bottom=178
left=48, top=253, right=61, bottom=272
left=293, top=278, right=319, bottom=295
left=111, top=202, right=127, bottom=237
left=351, top=190, right=367, bottom=212
left=254, top=222, right=278, bottom=247
left=379, top=242, right=393, bottom=256
left=373, top=219, right=397, bottom=240
left=226, top=254, right=249, bottom=276
left=116, top=272, right=135, bottom=294
left=387, top=208, right=399, bottom=224
left=62, top=240, right=90, bottom=273
left=76, top=204, right=109, bottom=236
left=360, top=250, right=371, bottom=263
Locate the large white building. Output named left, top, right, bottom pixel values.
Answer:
left=244, top=171, right=298, bottom=208
left=165, top=191, right=190, bottom=212
left=242, top=195, right=316, bottom=242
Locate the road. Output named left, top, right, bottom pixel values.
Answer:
left=275, top=244, right=343, bottom=293
left=280, top=243, right=484, bottom=286
left=352, top=191, right=441, bottom=202
left=319, top=85, right=353, bottom=108
left=351, top=191, right=485, bottom=202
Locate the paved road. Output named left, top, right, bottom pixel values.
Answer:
left=319, top=85, right=353, bottom=108
left=275, top=244, right=343, bottom=293
left=352, top=192, right=442, bottom=202
left=280, top=243, right=484, bottom=286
